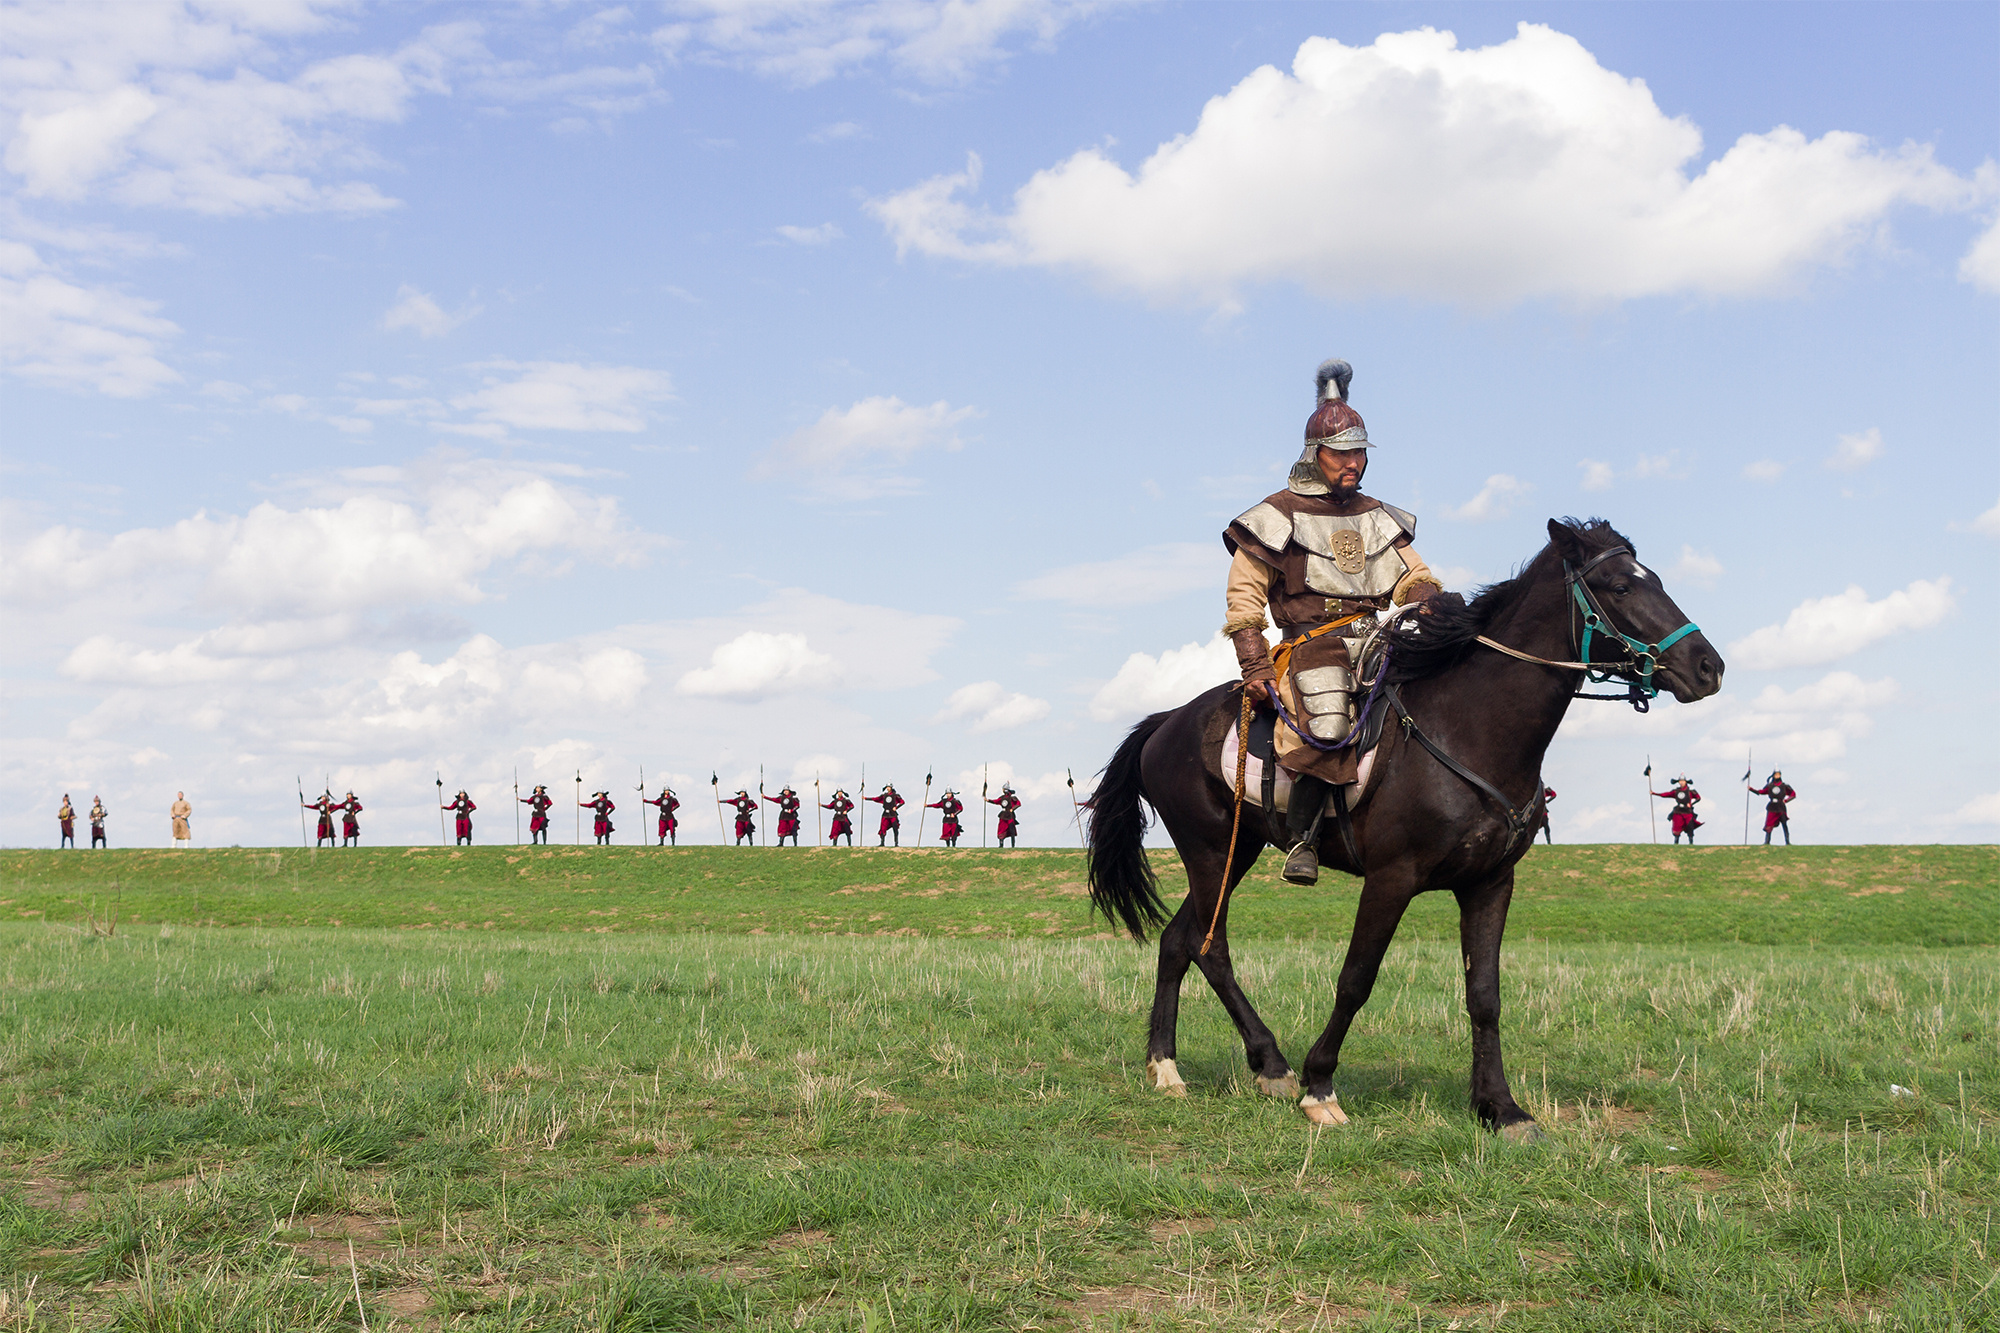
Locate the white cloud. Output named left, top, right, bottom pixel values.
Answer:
left=677, top=631, right=837, bottom=698
left=1727, top=577, right=1955, bottom=670
left=1966, top=497, right=2000, bottom=537
left=868, top=23, right=1985, bottom=309
left=1695, top=671, right=1898, bottom=765
left=776, top=222, right=843, bottom=245
left=1, top=459, right=650, bottom=618
left=1946, top=792, right=2000, bottom=825
left=1669, top=546, right=1724, bottom=587
left=807, top=120, right=864, bottom=143
left=1444, top=473, right=1530, bottom=522
left=652, top=0, right=1101, bottom=87
left=0, top=238, right=179, bottom=395
left=1633, top=451, right=1687, bottom=480
left=1961, top=213, right=2000, bottom=294
left=1578, top=459, right=1614, bottom=492
left=1088, top=633, right=1238, bottom=723
left=1742, top=459, right=1785, bottom=482
left=381, top=284, right=477, bottom=337
left=932, top=681, right=1050, bottom=733
left=1012, top=542, right=1222, bottom=607
left=1826, top=426, right=1882, bottom=471
left=452, top=361, right=674, bottom=433
left=755, top=395, right=976, bottom=497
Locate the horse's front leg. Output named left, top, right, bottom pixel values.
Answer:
left=1297, top=872, right=1416, bottom=1124
left=1456, top=867, right=1539, bottom=1140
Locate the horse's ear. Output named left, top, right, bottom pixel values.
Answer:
left=1546, top=518, right=1585, bottom=563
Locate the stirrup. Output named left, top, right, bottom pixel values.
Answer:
left=1282, top=840, right=1320, bottom=886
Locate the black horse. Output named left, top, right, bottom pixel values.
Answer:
left=1088, top=519, right=1723, bottom=1138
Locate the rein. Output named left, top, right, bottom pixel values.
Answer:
left=1383, top=682, right=1543, bottom=840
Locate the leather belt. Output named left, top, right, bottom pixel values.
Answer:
left=1283, top=611, right=1377, bottom=641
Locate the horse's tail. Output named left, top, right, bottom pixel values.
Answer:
left=1088, top=710, right=1172, bottom=941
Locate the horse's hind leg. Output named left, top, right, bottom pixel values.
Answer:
left=1457, top=868, right=1539, bottom=1141
left=1298, top=872, right=1417, bottom=1124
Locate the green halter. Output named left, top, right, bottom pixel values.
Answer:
left=1566, top=547, right=1701, bottom=706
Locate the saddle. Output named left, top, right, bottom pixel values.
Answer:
left=1216, top=686, right=1390, bottom=816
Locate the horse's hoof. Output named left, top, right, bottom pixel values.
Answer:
left=1498, top=1120, right=1546, bottom=1145
left=1299, top=1092, right=1348, bottom=1126
left=1255, top=1073, right=1301, bottom=1099
left=1146, top=1058, right=1189, bottom=1098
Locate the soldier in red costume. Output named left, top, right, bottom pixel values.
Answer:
left=58, top=795, right=75, bottom=848
left=764, top=786, right=802, bottom=846
left=444, top=790, right=476, bottom=845
left=726, top=790, right=758, bottom=845
left=987, top=782, right=1021, bottom=847
left=89, top=796, right=108, bottom=848
left=646, top=787, right=680, bottom=846
left=337, top=791, right=362, bottom=847
left=1225, top=359, right=1445, bottom=885
left=305, top=790, right=337, bottom=847
left=867, top=783, right=906, bottom=846
left=823, top=789, right=856, bottom=846
left=1539, top=787, right=1556, bottom=845
left=583, top=790, right=616, bottom=845
left=1651, top=776, right=1701, bottom=844
left=521, top=785, right=553, bottom=844
left=1749, top=770, right=1796, bottom=846
left=927, top=789, right=966, bottom=846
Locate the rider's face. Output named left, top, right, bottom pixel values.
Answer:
left=1316, top=446, right=1368, bottom=495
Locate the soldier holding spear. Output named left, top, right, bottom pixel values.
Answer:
left=916, top=768, right=933, bottom=847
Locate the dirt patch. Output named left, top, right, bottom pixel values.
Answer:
left=1644, top=1164, right=1729, bottom=1191
left=1848, top=886, right=1905, bottom=897
left=1149, top=1217, right=1217, bottom=1242
left=768, top=1229, right=830, bottom=1251
left=1072, top=1285, right=1176, bottom=1319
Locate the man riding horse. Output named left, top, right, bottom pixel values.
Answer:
left=1225, top=358, right=1443, bottom=886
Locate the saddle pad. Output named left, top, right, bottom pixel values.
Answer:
left=1220, top=720, right=1380, bottom=815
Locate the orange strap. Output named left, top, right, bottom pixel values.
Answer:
left=1269, top=613, right=1367, bottom=683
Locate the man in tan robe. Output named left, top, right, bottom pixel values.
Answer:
left=171, top=792, right=192, bottom=846
left=1224, top=358, right=1442, bottom=885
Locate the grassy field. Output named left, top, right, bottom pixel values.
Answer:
left=0, top=847, right=1995, bottom=1330
left=1, top=843, right=1994, bottom=946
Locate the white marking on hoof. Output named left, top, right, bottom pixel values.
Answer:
left=1499, top=1120, right=1546, bottom=1145
left=1299, top=1092, right=1348, bottom=1125
left=1146, top=1058, right=1189, bottom=1097
left=1255, top=1072, right=1300, bottom=1099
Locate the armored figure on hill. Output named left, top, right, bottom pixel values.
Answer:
left=726, top=790, right=758, bottom=845
left=58, top=795, right=75, bottom=848
left=646, top=787, right=680, bottom=845
left=928, top=790, right=966, bottom=847
left=89, top=796, right=108, bottom=848
left=1750, top=771, right=1795, bottom=846
left=1652, top=776, right=1701, bottom=844
left=868, top=783, right=906, bottom=846
left=1224, top=359, right=1444, bottom=885
left=171, top=793, right=192, bottom=846
left=823, top=789, right=856, bottom=846
left=987, top=783, right=1020, bottom=847
left=444, top=790, right=476, bottom=846
left=1539, top=787, right=1556, bottom=845
left=305, top=791, right=337, bottom=847
left=522, top=785, right=553, bottom=844
left=337, top=792, right=362, bottom=846
left=765, top=786, right=802, bottom=846
left=583, top=791, right=616, bottom=845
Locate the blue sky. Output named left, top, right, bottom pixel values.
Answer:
left=3, top=0, right=1995, bottom=848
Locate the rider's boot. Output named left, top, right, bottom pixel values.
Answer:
left=1282, top=775, right=1331, bottom=886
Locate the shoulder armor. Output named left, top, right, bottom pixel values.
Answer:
left=1231, top=502, right=1292, bottom=552
left=1377, top=502, right=1416, bottom=539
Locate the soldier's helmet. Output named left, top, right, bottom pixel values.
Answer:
left=1289, top=358, right=1371, bottom=496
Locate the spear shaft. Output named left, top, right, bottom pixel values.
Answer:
left=575, top=771, right=582, bottom=845
left=815, top=773, right=822, bottom=845
left=711, top=772, right=726, bottom=842
left=758, top=765, right=765, bottom=848
left=514, top=768, right=521, bottom=845
left=297, top=776, right=308, bottom=848
left=436, top=774, right=446, bottom=844
left=1068, top=768, right=1085, bottom=849
left=917, top=768, right=932, bottom=848
left=981, top=764, right=988, bottom=849
left=636, top=765, right=646, bottom=848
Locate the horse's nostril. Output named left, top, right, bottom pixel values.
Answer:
left=1697, top=656, right=1717, bottom=680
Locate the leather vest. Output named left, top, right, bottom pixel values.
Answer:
left=1225, top=490, right=1417, bottom=627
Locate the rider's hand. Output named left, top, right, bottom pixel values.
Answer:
left=1244, top=678, right=1276, bottom=707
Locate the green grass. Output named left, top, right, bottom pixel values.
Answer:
left=2, top=843, right=1994, bottom=946
left=1, top=917, right=1997, bottom=1330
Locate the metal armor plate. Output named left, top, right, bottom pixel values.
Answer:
left=1233, top=502, right=1292, bottom=552
left=1294, top=509, right=1405, bottom=599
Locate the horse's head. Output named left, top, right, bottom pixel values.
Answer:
left=1547, top=519, right=1724, bottom=704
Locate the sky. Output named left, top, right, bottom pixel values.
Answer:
left=2, top=0, right=1996, bottom=850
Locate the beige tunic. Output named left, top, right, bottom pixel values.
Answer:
left=171, top=799, right=192, bottom=840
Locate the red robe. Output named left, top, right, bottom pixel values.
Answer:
left=338, top=797, right=362, bottom=838
left=309, top=798, right=336, bottom=842
left=867, top=790, right=905, bottom=834
left=927, top=797, right=964, bottom=843
left=987, top=792, right=1021, bottom=839
left=822, top=797, right=853, bottom=840
left=448, top=795, right=476, bottom=839
left=727, top=795, right=758, bottom=840
left=523, top=793, right=551, bottom=833
left=647, top=792, right=679, bottom=835
left=1653, top=788, right=1700, bottom=836
left=586, top=796, right=615, bottom=838
left=1751, top=781, right=1795, bottom=831
left=765, top=792, right=801, bottom=838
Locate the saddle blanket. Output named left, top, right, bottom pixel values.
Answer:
left=1220, top=719, right=1381, bottom=816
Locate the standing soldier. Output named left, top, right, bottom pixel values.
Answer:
left=444, top=789, right=476, bottom=846
left=725, top=790, right=758, bottom=845
left=89, top=796, right=108, bottom=848
left=1750, top=770, right=1796, bottom=846
left=337, top=791, right=363, bottom=847
left=646, top=786, right=680, bottom=846
left=764, top=785, right=802, bottom=846
left=305, top=790, right=337, bottom=847
left=1223, top=358, right=1445, bottom=885
left=867, top=782, right=906, bottom=846
left=171, top=792, right=192, bottom=847
left=987, top=782, right=1021, bottom=848
left=521, top=785, right=553, bottom=844
left=1651, top=775, right=1702, bottom=845
left=1539, top=787, right=1556, bottom=845
left=583, top=790, right=616, bottom=845
left=58, top=794, right=76, bottom=848
left=927, top=789, right=966, bottom=847
left=823, top=788, right=856, bottom=846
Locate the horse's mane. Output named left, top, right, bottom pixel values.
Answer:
left=1383, top=518, right=1633, bottom=683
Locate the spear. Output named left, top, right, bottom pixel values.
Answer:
left=636, top=765, right=647, bottom=849
left=1068, top=768, right=1086, bottom=848
left=815, top=772, right=822, bottom=845
left=757, top=765, right=766, bottom=848
left=297, top=776, right=308, bottom=848
left=514, top=767, right=521, bottom=845
left=981, top=764, right=989, bottom=849
left=711, top=772, right=726, bottom=842
left=857, top=764, right=866, bottom=847
left=436, top=773, right=446, bottom=844
left=1741, top=748, right=1754, bottom=846
left=1644, top=758, right=1656, bottom=844
left=575, top=771, right=582, bottom=845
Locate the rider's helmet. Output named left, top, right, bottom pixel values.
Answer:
left=1289, top=358, right=1371, bottom=496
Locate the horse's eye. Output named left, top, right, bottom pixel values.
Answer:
left=1612, top=583, right=1631, bottom=596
